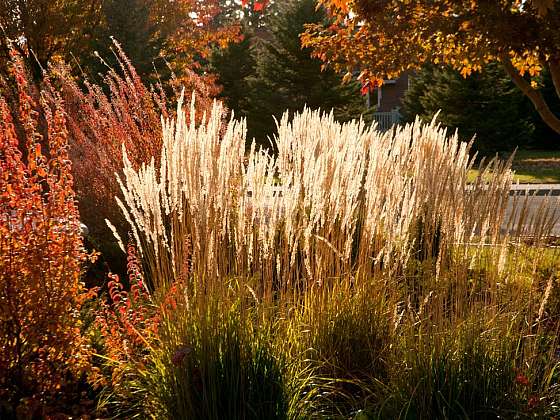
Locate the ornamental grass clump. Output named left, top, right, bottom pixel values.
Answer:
left=382, top=294, right=560, bottom=419
left=147, top=299, right=287, bottom=420
left=107, top=94, right=560, bottom=418
left=0, top=52, right=95, bottom=418
left=95, top=244, right=288, bottom=419
left=115, top=95, right=556, bottom=291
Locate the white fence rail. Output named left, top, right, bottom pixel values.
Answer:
left=373, top=110, right=401, bottom=131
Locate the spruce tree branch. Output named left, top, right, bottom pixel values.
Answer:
left=501, top=55, right=560, bottom=135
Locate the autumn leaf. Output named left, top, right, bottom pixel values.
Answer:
left=360, top=81, right=370, bottom=96
left=254, top=1, right=268, bottom=12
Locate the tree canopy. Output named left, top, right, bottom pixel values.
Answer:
left=0, top=0, right=103, bottom=75
left=302, top=0, right=560, bottom=135
left=1, top=0, right=240, bottom=82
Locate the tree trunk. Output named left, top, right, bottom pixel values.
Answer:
left=549, top=57, right=560, bottom=103
left=501, top=56, right=560, bottom=135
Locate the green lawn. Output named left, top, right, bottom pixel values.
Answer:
left=468, top=150, right=560, bottom=183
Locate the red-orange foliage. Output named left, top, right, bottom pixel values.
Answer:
left=47, top=43, right=220, bottom=261
left=94, top=242, right=182, bottom=396
left=0, top=51, right=95, bottom=415
left=95, top=244, right=158, bottom=380
left=132, top=0, right=241, bottom=81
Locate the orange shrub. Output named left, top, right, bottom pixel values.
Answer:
left=94, top=241, right=183, bottom=414
left=0, top=51, right=94, bottom=416
left=95, top=243, right=160, bottom=382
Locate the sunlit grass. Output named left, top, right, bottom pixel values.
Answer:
left=469, top=150, right=560, bottom=183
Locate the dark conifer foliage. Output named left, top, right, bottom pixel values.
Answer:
left=401, top=64, right=536, bottom=154
left=213, top=0, right=365, bottom=147
left=211, top=30, right=257, bottom=128
left=91, top=0, right=162, bottom=78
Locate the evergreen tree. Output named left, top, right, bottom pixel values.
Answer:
left=211, top=29, right=257, bottom=123
left=95, top=0, right=161, bottom=78
left=401, top=64, right=535, bottom=154
left=245, top=0, right=365, bottom=146
left=211, top=1, right=273, bottom=140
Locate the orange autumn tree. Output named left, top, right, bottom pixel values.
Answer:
left=125, top=0, right=241, bottom=85
left=0, top=0, right=239, bottom=76
left=302, top=0, right=560, bottom=135
left=0, top=52, right=94, bottom=416
left=94, top=0, right=241, bottom=82
left=0, top=0, right=103, bottom=74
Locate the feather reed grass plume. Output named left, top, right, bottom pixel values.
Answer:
left=112, top=98, right=558, bottom=295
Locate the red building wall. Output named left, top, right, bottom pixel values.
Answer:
left=377, top=71, right=411, bottom=112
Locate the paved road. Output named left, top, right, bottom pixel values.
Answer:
left=506, top=187, right=560, bottom=236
